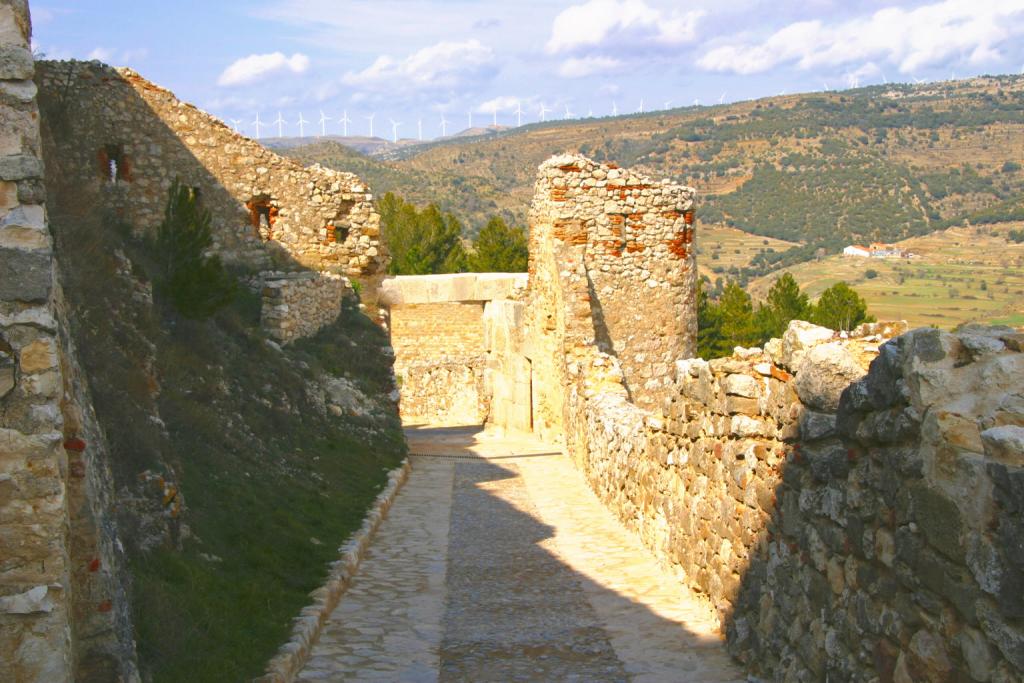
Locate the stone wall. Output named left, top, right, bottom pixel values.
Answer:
left=564, top=319, right=1024, bottom=682
left=527, top=154, right=697, bottom=412
left=34, top=60, right=386, bottom=292
left=381, top=273, right=526, bottom=426
left=0, top=5, right=73, bottom=677
left=260, top=271, right=352, bottom=344
left=1, top=4, right=136, bottom=680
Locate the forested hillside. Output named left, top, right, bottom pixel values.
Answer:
left=284, top=76, right=1024, bottom=271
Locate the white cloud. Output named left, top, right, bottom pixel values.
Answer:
left=341, top=40, right=496, bottom=93
left=87, top=47, right=114, bottom=62
left=558, top=56, right=622, bottom=78
left=477, top=95, right=520, bottom=113
left=698, top=0, right=1024, bottom=76
left=546, top=0, right=703, bottom=54
left=218, top=52, right=310, bottom=87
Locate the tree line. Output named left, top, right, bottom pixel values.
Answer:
left=698, top=273, right=873, bottom=359
left=377, top=192, right=528, bottom=275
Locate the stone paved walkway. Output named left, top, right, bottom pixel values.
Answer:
left=297, top=426, right=746, bottom=682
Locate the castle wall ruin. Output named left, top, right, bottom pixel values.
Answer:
left=563, top=318, right=1024, bottom=681
left=1, top=5, right=137, bottom=680
left=381, top=273, right=526, bottom=426
left=385, top=151, right=1024, bottom=681
left=35, top=61, right=386, bottom=290
left=260, top=270, right=353, bottom=344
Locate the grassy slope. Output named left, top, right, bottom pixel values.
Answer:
left=51, top=196, right=405, bottom=681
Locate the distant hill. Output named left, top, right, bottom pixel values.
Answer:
left=279, top=75, right=1024, bottom=269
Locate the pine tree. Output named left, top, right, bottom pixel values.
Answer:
left=379, top=192, right=467, bottom=275
left=811, top=281, right=874, bottom=331
left=154, top=179, right=235, bottom=318
left=757, top=272, right=811, bottom=338
left=468, top=217, right=528, bottom=272
left=718, top=280, right=761, bottom=352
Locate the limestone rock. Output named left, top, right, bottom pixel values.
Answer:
left=0, top=585, right=55, bottom=614
left=780, top=320, right=833, bottom=371
left=794, top=342, right=866, bottom=413
left=981, top=426, right=1024, bottom=466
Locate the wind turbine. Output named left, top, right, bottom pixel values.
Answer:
left=564, top=104, right=573, bottom=120
left=273, top=111, right=285, bottom=138
left=881, top=73, right=888, bottom=84
left=366, top=113, right=375, bottom=137
left=539, top=103, right=550, bottom=122
left=718, top=91, right=726, bottom=104
left=638, top=98, right=644, bottom=113
left=587, top=108, right=593, bottom=118
left=339, top=110, right=351, bottom=136
left=296, top=112, right=309, bottom=138
left=417, top=118, right=423, bottom=141
left=252, top=112, right=264, bottom=139
left=439, top=114, right=448, bottom=137
left=515, top=100, right=523, bottom=126
left=694, top=98, right=700, bottom=106
left=318, top=110, right=331, bottom=137
left=663, top=100, right=672, bottom=109
left=823, top=81, right=830, bottom=91
left=230, top=118, right=242, bottom=133
left=913, top=76, right=924, bottom=84
left=491, top=107, right=497, bottom=127
left=389, top=119, right=401, bottom=143
left=612, top=100, right=618, bottom=116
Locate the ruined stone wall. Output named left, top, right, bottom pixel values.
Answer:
left=0, top=6, right=73, bottom=677
left=1, top=5, right=137, bottom=680
left=34, top=61, right=386, bottom=290
left=381, top=273, right=526, bottom=426
left=389, top=302, right=487, bottom=425
left=527, top=154, right=696, bottom=412
left=566, top=319, right=1024, bottom=682
left=260, top=271, right=351, bottom=344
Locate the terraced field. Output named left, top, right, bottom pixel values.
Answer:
left=749, top=224, right=1024, bottom=329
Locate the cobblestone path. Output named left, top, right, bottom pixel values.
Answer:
left=297, top=426, right=746, bottom=682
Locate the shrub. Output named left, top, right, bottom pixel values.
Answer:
left=153, top=179, right=236, bottom=319
left=865, top=268, right=878, bottom=279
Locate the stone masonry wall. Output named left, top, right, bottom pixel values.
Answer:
left=1, top=5, right=137, bottom=680
left=390, top=302, right=487, bottom=425
left=527, top=154, right=696, bottom=412
left=565, top=319, right=1024, bottom=682
left=381, top=274, right=526, bottom=426
left=34, top=61, right=386, bottom=291
left=0, top=5, right=73, bottom=678
left=260, top=271, right=352, bottom=345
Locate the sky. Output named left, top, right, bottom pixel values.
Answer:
left=31, top=0, right=1024, bottom=141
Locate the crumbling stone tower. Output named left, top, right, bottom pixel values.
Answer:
left=527, top=154, right=697, bottom=413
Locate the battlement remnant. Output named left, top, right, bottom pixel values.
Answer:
left=35, top=61, right=387, bottom=293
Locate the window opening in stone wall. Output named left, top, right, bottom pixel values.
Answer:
left=247, top=195, right=276, bottom=241
left=97, top=144, right=131, bottom=184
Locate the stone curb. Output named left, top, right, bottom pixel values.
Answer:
left=255, top=458, right=412, bottom=683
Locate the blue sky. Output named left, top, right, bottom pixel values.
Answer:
left=32, top=0, right=1024, bottom=141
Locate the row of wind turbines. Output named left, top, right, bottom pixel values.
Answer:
left=230, top=63, right=1023, bottom=143
left=231, top=94, right=733, bottom=143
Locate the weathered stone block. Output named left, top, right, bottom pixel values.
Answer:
left=910, top=484, right=963, bottom=562
left=0, top=247, right=50, bottom=302
left=795, top=342, right=867, bottom=413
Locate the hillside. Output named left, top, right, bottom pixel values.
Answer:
left=44, top=172, right=406, bottom=682
left=748, top=223, right=1024, bottom=328
left=282, top=75, right=1024, bottom=269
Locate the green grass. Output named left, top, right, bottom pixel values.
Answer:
left=50, top=189, right=406, bottom=682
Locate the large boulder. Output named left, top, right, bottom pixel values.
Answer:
left=794, top=342, right=867, bottom=413
left=780, top=320, right=834, bottom=372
